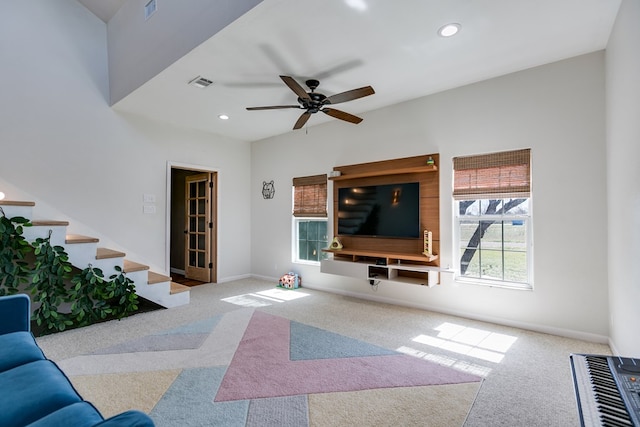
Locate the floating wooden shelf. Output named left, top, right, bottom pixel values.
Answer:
left=328, top=165, right=437, bottom=181
left=323, top=248, right=438, bottom=264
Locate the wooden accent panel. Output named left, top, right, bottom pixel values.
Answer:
left=331, top=154, right=440, bottom=267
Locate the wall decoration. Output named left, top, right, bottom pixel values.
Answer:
left=262, top=181, right=275, bottom=199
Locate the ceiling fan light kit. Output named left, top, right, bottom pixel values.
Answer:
left=246, top=75, right=375, bottom=130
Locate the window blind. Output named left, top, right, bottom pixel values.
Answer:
left=453, top=149, right=531, bottom=200
left=292, top=174, right=327, bottom=217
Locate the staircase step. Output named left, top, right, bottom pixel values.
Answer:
left=30, top=220, right=70, bottom=227
left=170, top=282, right=190, bottom=294
left=148, top=271, right=171, bottom=285
left=96, top=248, right=126, bottom=260
left=123, top=259, right=149, bottom=273
left=0, top=201, right=35, bottom=207
left=66, top=234, right=99, bottom=244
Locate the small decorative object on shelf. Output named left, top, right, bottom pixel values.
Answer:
left=262, top=180, right=275, bottom=199
left=422, top=230, right=433, bottom=256
left=329, top=236, right=343, bottom=249
left=426, top=156, right=435, bottom=166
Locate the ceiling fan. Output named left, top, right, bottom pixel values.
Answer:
left=246, top=75, right=375, bottom=130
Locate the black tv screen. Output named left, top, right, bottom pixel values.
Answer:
left=337, top=182, right=420, bottom=238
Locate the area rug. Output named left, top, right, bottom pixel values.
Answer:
left=60, top=308, right=483, bottom=426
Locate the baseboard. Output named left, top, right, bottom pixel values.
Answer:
left=218, top=273, right=252, bottom=283
left=170, top=267, right=185, bottom=275
left=300, top=282, right=610, bottom=345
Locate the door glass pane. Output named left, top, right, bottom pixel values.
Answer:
left=190, top=182, right=197, bottom=197
left=198, top=251, right=205, bottom=268
left=189, top=251, right=196, bottom=267
left=190, top=200, right=196, bottom=215
left=198, top=217, right=205, bottom=232
left=198, top=234, right=205, bottom=250
left=198, top=199, right=205, bottom=215
left=190, top=217, right=196, bottom=232
left=198, top=181, right=206, bottom=197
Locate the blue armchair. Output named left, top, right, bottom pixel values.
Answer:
left=0, top=294, right=155, bottom=427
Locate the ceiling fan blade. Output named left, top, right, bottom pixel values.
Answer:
left=246, top=105, right=301, bottom=110
left=293, top=112, right=312, bottom=129
left=280, top=75, right=310, bottom=100
left=322, top=108, right=363, bottom=124
left=325, top=86, right=375, bottom=105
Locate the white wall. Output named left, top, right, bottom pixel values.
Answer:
left=107, top=0, right=262, bottom=104
left=251, top=52, right=609, bottom=341
left=0, top=0, right=252, bottom=280
left=606, top=0, right=640, bottom=356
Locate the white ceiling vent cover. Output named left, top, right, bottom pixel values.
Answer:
left=144, top=0, right=157, bottom=20
left=188, top=76, right=214, bottom=89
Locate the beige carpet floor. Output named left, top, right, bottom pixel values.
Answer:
left=36, top=278, right=610, bottom=426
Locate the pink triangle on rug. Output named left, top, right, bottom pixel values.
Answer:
left=214, top=311, right=480, bottom=402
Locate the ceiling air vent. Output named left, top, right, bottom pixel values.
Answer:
left=188, top=76, right=214, bottom=89
left=144, top=0, right=157, bottom=20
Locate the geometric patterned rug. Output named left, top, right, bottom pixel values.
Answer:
left=60, top=308, right=482, bottom=426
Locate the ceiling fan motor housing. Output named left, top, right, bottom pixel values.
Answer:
left=299, top=91, right=328, bottom=113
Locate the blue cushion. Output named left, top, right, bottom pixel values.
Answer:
left=26, top=402, right=104, bottom=427
left=0, top=331, right=45, bottom=372
left=0, top=360, right=83, bottom=427
left=0, top=294, right=31, bottom=334
left=95, top=410, right=156, bottom=427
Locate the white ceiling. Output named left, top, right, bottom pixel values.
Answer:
left=79, top=0, right=621, bottom=143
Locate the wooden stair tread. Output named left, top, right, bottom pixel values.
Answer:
left=96, top=248, right=126, bottom=260
left=148, top=271, right=171, bottom=285
left=66, top=234, right=99, bottom=244
left=170, top=282, right=190, bottom=294
left=0, top=201, right=35, bottom=206
left=31, top=220, right=70, bottom=226
left=123, top=259, right=149, bottom=273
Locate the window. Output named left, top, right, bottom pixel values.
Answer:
left=453, top=149, right=532, bottom=289
left=292, top=175, right=329, bottom=264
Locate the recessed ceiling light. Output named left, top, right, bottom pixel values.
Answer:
left=345, top=0, right=367, bottom=12
left=438, top=23, right=461, bottom=37
left=218, top=114, right=229, bottom=120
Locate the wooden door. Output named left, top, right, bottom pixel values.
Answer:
left=184, top=173, right=213, bottom=282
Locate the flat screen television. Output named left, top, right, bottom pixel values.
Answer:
left=337, top=182, right=420, bottom=238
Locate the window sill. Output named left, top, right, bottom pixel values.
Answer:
left=455, top=277, right=533, bottom=291
left=293, top=260, right=322, bottom=267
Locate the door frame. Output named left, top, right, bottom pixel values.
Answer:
left=166, top=161, right=219, bottom=282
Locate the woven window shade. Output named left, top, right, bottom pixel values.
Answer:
left=453, top=149, right=531, bottom=200
left=293, top=174, right=327, bottom=217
